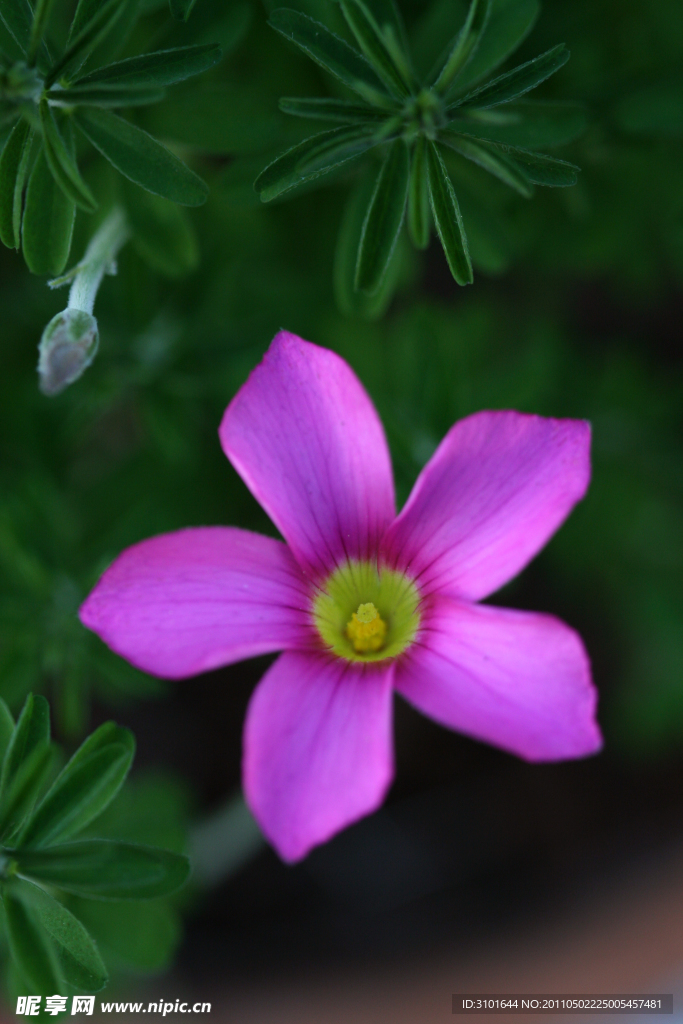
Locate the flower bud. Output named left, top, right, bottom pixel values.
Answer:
left=37, top=309, right=99, bottom=396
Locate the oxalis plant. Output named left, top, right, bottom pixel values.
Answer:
left=255, top=0, right=583, bottom=307
left=0, top=693, right=188, bottom=998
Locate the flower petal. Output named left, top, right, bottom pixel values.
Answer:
left=219, top=331, right=395, bottom=579
left=382, top=411, right=590, bottom=600
left=244, top=650, right=394, bottom=861
left=394, top=596, right=601, bottom=761
left=79, top=527, right=311, bottom=678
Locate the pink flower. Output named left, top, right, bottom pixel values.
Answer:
left=80, top=331, right=602, bottom=862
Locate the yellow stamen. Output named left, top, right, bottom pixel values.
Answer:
left=345, top=602, right=387, bottom=653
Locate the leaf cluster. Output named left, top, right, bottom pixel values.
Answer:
left=0, top=693, right=189, bottom=996
left=255, top=0, right=584, bottom=307
left=0, top=0, right=222, bottom=275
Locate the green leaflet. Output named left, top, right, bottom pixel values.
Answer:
left=0, top=0, right=33, bottom=57
left=441, top=132, right=533, bottom=196
left=355, top=137, right=409, bottom=294
left=279, top=96, right=384, bottom=124
left=339, top=0, right=411, bottom=99
left=169, top=0, right=198, bottom=22
left=48, top=83, right=166, bottom=107
left=444, top=101, right=588, bottom=148
left=0, top=699, right=14, bottom=765
left=449, top=0, right=540, bottom=95
left=0, top=742, right=56, bottom=842
left=27, top=0, right=58, bottom=64
left=9, top=878, right=108, bottom=992
left=14, top=839, right=191, bottom=899
left=254, top=125, right=381, bottom=203
left=0, top=694, right=49, bottom=796
left=407, top=135, right=430, bottom=249
left=268, top=9, right=390, bottom=107
left=39, top=101, right=98, bottom=212
left=18, top=722, right=135, bottom=847
left=452, top=43, right=570, bottom=110
left=426, top=139, right=472, bottom=285
left=75, top=107, right=208, bottom=206
left=502, top=145, right=579, bottom=185
left=0, top=116, right=32, bottom=248
left=3, top=885, right=63, bottom=994
left=45, top=0, right=126, bottom=87
left=432, top=0, right=491, bottom=94
left=73, top=43, right=222, bottom=89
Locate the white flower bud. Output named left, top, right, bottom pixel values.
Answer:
left=37, top=309, right=99, bottom=396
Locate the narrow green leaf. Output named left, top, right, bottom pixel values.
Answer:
left=254, top=125, right=380, bottom=203
left=14, top=839, right=191, bottom=899
left=40, top=101, right=97, bottom=212
left=46, top=0, right=126, bottom=87
left=19, top=737, right=134, bottom=848
left=0, top=694, right=49, bottom=795
left=75, top=107, right=208, bottom=206
left=0, top=743, right=56, bottom=842
left=339, top=0, right=411, bottom=99
left=21, top=143, right=77, bottom=273
left=355, top=137, right=408, bottom=294
left=73, top=43, right=222, bottom=88
left=444, top=100, right=588, bottom=148
left=0, top=0, right=32, bottom=56
left=169, top=0, right=198, bottom=22
left=449, top=0, right=540, bottom=94
left=279, top=96, right=383, bottom=124
left=48, top=83, right=166, bottom=107
left=0, top=116, right=31, bottom=248
left=0, top=699, right=14, bottom=767
left=433, top=0, right=491, bottom=93
left=125, top=184, right=199, bottom=277
left=3, top=885, right=63, bottom=994
left=426, top=139, right=472, bottom=285
left=361, top=0, right=409, bottom=56
left=440, top=132, right=533, bottom=196
left=502, top=145, right=579, bottom=186
left=10, top=877, right=108, bottom=992
left=451, top=43, right=570, bottom=111
left=268, top=9, right=390, bottom=107
left=28, top=0, right=58, bottom=64
left=296, top=123, right=385, bottom=175
left=407, top=135, right=430, bottom=249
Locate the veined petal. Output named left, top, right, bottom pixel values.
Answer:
left=79, top=528, right=311, bottom=679
left=219, top=331, right=395, bottom=580
left=244, top=650, right=394, bottom=861
left=395, top=596, right=601, bottom=762
left=382, top=411, right=590, bottom=601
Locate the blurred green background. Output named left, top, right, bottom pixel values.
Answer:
left=1, top=0, right=682, bottom=1000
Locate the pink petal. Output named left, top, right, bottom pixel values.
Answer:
left=219, top=331, right=395, bottom=580
left=394, top=596, right=602, bottom=761
left=382, top=411, right=590, bottom=601
left=243, top=650, right=394, bottom=862
left=79, top=528, right=311, bottom=679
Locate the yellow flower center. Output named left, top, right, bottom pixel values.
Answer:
left=345, top=602, right=387, bottom=653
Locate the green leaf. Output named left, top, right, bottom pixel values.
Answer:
left=14, top=839, right=191, bottom=899
left=0, top=116, right=32, bottom=248
left=45, top=0, right=127, bottom=87
left=0, top=699, right=14, bottom=766
left=75, top=107, right=208, bottom=206
left=169, top=0, right=198, bottom=22
left=0, top=743, right=56, bottom=842
left=268, top=9, right=390, bottom=107
left=74, top=43, right=222, bottom=89
left=452, top=43, right=570, bottom=110
left=3, top=885, right=63, bottom=994
left=27, top=0, right=58, bottom=64
left=433, top=0, right=491, bottom=94
left=19, top=725, right=134, bottom=847
left=339, top=0, right=411, bottom=99
left=0, top=694, right=50, bottom=796
left=440, top=132, right=533, bottom=196
left=125, top=184, right=199, bottom=277
left=355, top=137, right=408, bottom=294
left=501, top=145, right=579, bottom=186
left=449, top=0, right=540, bottom=94
left=444, top=100, right=588, bottom=148
left=296, top=123, right=386, bottom=175
left=279, top=96, right=383, bottom=124
left=48, top=83, right=166, bottom=107
left=426, top=139, right=472, bottom=285
left=10, top=878, right=108, bottom=991
left=0, top=0, right=32, bottom=57
left=407, top=135, right=430, bottom=249
left=254, top=125, right=380, bottom=203
left=39, top=101, right=98, bottom=212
